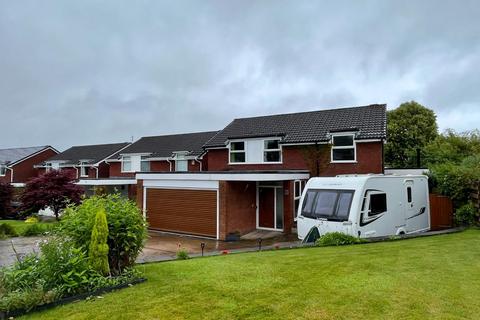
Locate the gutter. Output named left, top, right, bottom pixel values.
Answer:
left=194, top=158, right=203, bottom=171
left=166, top=158, right=173, bottom=172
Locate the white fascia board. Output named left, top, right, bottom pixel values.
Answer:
left=137, top=172, right=310, bottom=181
left=144, top=157, right=170, bottom=161
left=203, top=146, right=227, bottom=150
left=76, top=179, right=137, bottom=186
left=355, top=139, right=383, bottom=143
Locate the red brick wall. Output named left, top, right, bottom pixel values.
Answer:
left=219, top=181, right=257, bottom=239
left=0, top=170, right=12, bottom=184
left=206, top=143, right=383, bottom=176
left=150, top=161, right=171, bottom=172
left=109, top=162, right=135, bottom=178
left=3, top=148, right=58, bottom=183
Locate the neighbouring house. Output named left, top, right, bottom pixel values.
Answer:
left=136, top=104, right=387, bottom=240
left=0, top=146, right=59, bottom=187
left=37, top=142, right=131, bottom=196
left=75, top=131, right=219, bottom=199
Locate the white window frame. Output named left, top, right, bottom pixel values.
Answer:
left=175, top=159, right=188, bottom=172
left=263, top=139, right=282, bottom=163
left=293, top=180, right=303, bottom=221
left=121, top=156, right=133, bottom=172
left=140, top=156, right=150, bottom=172
left=229, top=141, right=246, bottom=164
left=0, top=164, right=6, bottom=176
left=79, top=161, right=90, bottom=177
left=331, top=133, right=357, bottom=163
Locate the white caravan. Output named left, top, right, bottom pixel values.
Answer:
left=297, top=175, right=430, bottom=241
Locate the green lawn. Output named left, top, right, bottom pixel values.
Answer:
left=0, top=219, right=57, bottom=237
left=21, top=229, right=480, bottom=320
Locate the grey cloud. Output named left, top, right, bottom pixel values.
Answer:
left=0, top=0, right=479, bottom=150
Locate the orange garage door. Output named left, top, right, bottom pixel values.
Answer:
left=146, top=188, right=217, bottom=238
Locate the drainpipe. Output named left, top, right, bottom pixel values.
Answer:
left=166, top=158, right=173, bottom=172
left=6, top=167, right=14, bottom=183
left=94, top=166, right=99, bottom=179
left=194, top=158, right=203, bottom=171
left=73, top=166, right=79, bottom=179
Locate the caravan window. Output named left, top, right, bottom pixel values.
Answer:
left=368, top=193, right=387, bottom=216
left=301, top=189, right=354, bottom=221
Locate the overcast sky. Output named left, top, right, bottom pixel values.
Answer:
left=1, top=1, right=479, bottom=151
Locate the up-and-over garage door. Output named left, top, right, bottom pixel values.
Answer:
left=145, top=188, right=217, bottom=238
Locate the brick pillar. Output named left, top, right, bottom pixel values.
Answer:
left=283, top=180, right=294, bottom=234
left=218, top=181, right=228, bottom=240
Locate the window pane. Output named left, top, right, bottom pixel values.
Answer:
left=175, top=160, right=188, bottom=172
left=333, top=135, right=354, bottom=146
left=313, top=191, right=338, bottom=217
left=336, top=192, right=353, bottom=220
left=0, top=165, right=5, bottom=175
left=141, top=160, right=150, bottom=172
left=294, top=181, right=301, bottom=197
left=122, top=157, right=132, bottom=171
left=264, top=151, right=280, bottom=162
left=230, top=152, right=246, bottom=163
left=294, top=199, right=300, bottom=217
left=230, top=142, right=245, bottom=151
left=301, top=191, right=317, bottom=218
left=407, top=187, right=412, bottom=203
left=265, top=139, right=279, bottom=150
left=369, top=193, right=387, bottom=215
left=276, top=188, right=284, bottom=229
left=332, top=148, right=355, bottom=161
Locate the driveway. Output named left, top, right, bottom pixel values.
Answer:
left=0, top=231, right=301, bottom=267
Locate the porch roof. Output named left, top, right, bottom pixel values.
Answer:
left=136, top=170, right=310, bottom=181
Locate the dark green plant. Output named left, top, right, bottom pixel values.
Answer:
left=455, top=202, right=479, bottom=226
left=88, top=208, right=110, bottom=276
left=315, top=232, right=365, bottom=247
left=60, top=194, right=147, bottom=275
left=176, top=250, right=190, bottom=260
left=0, top=223, right=18, bottom=238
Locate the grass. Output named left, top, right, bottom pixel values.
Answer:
left=0, top=219, right=57, bottom=237
left=20, top=229, right=480, bottom=320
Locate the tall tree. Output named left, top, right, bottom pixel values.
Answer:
left=20, top=170, right=84, bottom=220
left=385, top=101, right=438, bottom=168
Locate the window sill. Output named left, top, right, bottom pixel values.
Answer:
left=330, top=161, right=357, bottom=164
left=228, top=162, right=283, bottom=165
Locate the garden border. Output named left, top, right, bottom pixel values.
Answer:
left=1, top=278, right=146, bottom=319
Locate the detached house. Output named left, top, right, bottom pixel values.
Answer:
left=38, top=142, right=130, bottom=181
left=0, top=146, right=58, bottom=186
left=136, top=104, right=387, bottom=240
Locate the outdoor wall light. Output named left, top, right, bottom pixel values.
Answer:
left=200, top=242, right=205, bottom=256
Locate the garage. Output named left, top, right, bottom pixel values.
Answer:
left=145, top=188, right=217, bottom=238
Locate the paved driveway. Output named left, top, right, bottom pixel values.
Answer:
left=0, top=231, right=300, bottom=267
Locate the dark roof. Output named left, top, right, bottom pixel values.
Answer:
left=0, top=146, right=56, bottom=166
left=204, top=104, right=387, bottom=148
left=46, top=142, right=130, bottom=165
left=110, top=131, right=219, bottom=159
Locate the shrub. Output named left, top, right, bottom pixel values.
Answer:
left=0, top=223, right=18, bottom=238
left=60, top=194, right=147, bottom=275
left=176, top=250, right=189, bottom=260
left=455, top=202, right=479, bottom=226
left=21, top=223, right=54, bottom=237
left=25, top=216, right=39, bottom=224
left=315, top=232, right=365, bottom=247
left=88, top=208, right=110, bottom=276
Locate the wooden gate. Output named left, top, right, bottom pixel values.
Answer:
left=429, top=194, right=453, bottom=230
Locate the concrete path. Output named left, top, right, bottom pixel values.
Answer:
left=0, top=236, right=43, bottom=267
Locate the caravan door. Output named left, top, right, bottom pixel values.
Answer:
left=405, top=179, right=428, bottom=233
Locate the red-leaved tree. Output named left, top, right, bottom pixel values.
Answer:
left=20, top=170, right=84, bottom=220
left=0, top=181, right=13, bottom=219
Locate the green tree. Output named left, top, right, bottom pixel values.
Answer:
left=88, top=207, right=110, bottom=276
left=385, top=101, right=438, bottom=168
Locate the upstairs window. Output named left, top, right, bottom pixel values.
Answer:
left=0, top=164, right=6, bottom=176
left=140, top=156, right=150, bottom=172
left=121, top=156, right=132, bottom=172
left=80, top=161, right=90, bottom=177
left=175, top=160, right=188, bottom=172
left=264, top=139, right=281, bottom=162
left=229, top=141, right=246, bottom=163
left=331, top=134, right=356, bottom=162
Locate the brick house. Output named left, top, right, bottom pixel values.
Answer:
left=0, top=146, right=59, bottom=187
left=136, top=104, right=387, bottom=240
